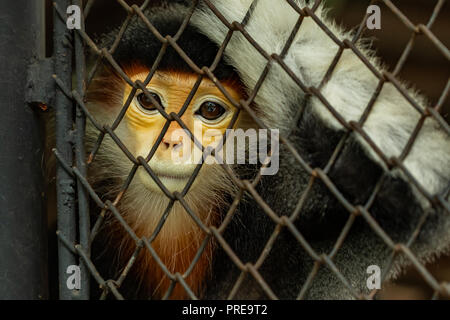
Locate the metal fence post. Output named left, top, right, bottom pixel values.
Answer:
left=53, top=0, right=77, bottom=300
left=0, top=0, right=48, bottom=299
left=74, top=0, right=91, bottom=300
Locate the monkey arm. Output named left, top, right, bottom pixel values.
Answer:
left=193, top=0, right=450, bottom=299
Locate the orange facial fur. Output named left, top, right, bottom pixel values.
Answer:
left=87, top=65, right=245, bottom=299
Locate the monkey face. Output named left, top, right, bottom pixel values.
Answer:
left=123, top=69, right=242, bottom=194
left=84, top=61, right=245, bottom=299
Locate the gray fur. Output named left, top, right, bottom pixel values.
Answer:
left=189, top=0, right=450, bottom=299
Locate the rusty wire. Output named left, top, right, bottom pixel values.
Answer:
left=52, top=0, right=450, bottom=300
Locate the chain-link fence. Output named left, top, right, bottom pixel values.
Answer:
left=44, top=0, right=450, bottom=300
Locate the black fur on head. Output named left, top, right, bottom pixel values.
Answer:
left=100, top=3, right=239, bottom=81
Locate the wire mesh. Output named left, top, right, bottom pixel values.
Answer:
left=51, top=0, right=450, bottom=300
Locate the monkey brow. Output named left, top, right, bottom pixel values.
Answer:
left=153, top=71, right=218, bottom=88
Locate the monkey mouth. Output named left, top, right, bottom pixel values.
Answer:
left=156, top=173, right=191, bottom=181
left=137, top=168, right=194, bottom=194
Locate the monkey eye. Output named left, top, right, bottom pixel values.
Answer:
left=196, top=101, right=227, bottom=122
left=136, top=92, right=163, bottom=112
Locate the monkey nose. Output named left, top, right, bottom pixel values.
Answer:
left=161, top=137, right=183, bottom=150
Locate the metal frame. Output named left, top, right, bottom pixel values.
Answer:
left=0, top=0, right=48, bottom=299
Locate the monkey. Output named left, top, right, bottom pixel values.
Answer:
left=45, top=0, right=450, bottom=299
left=82, top=3, right=253, bottom=299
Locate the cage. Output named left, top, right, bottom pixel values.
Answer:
left=0, top=0, right=449, bottom=300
